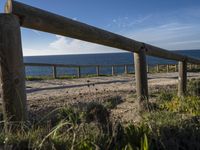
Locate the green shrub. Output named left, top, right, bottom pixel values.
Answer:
left=103, top=96, right=122, bottom=109
left=158, top=90, right=174, bottom=101
left=159, top=96, right=200, bottom=115
left=188, top=78, right=200, bottom=96
left=124, top=124, right=150, bottom=150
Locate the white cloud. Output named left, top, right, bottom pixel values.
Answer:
left=23, top=35, right=125, bottom=56
left=126, top=22, right=200, bottom=50
left=23, top=22, right=200, bottom=56
left=110, top=15, right=152, bottom=29
left=49, top=35, right=73, bottom=49
left=168, top=40, right=200, bottom=45
left=133, top=15, right=152, bottom=24
left=72, top=17, right=78, bottom=21
left=23, top=48, right=57, bottom=56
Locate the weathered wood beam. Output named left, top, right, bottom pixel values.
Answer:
left=112, top=66, right=115, bottom=76
left=52, top=66, right=57, bottom=79
left=134, top=48, right=148, bottom=101
left=166, top=64, right=169, bottom=73
left=124, top=65, right=128, bottom=74
left=77, top=66, right=81, bottom=78
left=96, top=66, right=100, bottom=76
left=146, top=64, right=149, bottom=73
left=0, top=14, right=27, bottom=129
left=156, top=64, right=160, bottom=73
left=5, top=0, right=200, bottom=64
left=178, top=61, right=187, bottom=97
left=175, top=64, right=178, bottom=72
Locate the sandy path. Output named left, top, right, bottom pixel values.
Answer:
left=25, top=72, right=200, bottom=123
left=26, top=72, right=200, bottom=100
left=1, top=72, right=199, bottom=123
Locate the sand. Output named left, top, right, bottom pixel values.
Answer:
left=0, top=72, right=199, bottom=123
left=24, top=72, right=200, bottom=123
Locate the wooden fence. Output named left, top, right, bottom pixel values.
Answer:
left=1, top=0, right=200, bottom=125
left=25, top=63, right=134, bottom=78
left=25, top=63, right=199, bottom=78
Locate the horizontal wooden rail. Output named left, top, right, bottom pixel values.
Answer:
left=5, top=0, right=200, bottom=64
left=25, top=62, right=198, bottom=68
left=25, top=63, right=79, bottom=68
left=24, top=62, right=198, bottom=70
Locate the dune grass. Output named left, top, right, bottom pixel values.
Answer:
left=0, top=93, right=200, bottom=149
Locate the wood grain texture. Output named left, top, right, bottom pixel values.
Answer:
left=178, top=61, right=187, bottom=96
left=134, top=49, right=148, bottom=101
left=5, top=0, right=200, bottom=64
left=0, top=14, right=27, bottom=126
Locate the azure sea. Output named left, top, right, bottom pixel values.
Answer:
left=24, top=50, right=200, bottom=77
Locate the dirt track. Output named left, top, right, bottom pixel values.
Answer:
left=25, top=72, right=200, bottom=123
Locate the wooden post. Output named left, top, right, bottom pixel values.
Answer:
left=147, top=64, right=149, bottom=73
left=156, top=64, right=159, bottom=73
left=178, top=61, right=187, bottom=97
left=77, top=66, right=81, bottom=78
left=52, top=66, right=57, bottom=79
left=189, top=64, right=192, bottom=70
left=195, top=64, right=198, bottom=69
left=112, top=66, right=115, bottom=76
left=167, top=64, right=169, bottom=73
left=96, top=66, right=100, bottom=76
left=124, top=65, right=128, bottom=74
left=175, top=64, right=178, bottom=72
left=0, top=14, right=27, bottom=127
left=134, top=48, right=148, bottom=101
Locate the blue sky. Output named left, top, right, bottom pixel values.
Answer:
left=1, top=0, right=200, bottom=56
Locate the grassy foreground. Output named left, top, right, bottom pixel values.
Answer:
left=0, top=80, right=200, bottom=149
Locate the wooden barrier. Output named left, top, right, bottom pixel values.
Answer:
left=52, top=66, right=57, bottom=79
left=1, top=0, right=200, bottom=124
left=96, top=66, right=100, bottom=76
left=5, top=0, right=200, bottom=64
left=156, top=64, right=160, bottom=73
left=25, top=63, right=135, bottom=78
left=175, top=64, right=178, bottom=72
left=77, top=66, right=81, bottom=78
left=124, top=65, right=128, bottom=74
left=166, top=65, right=169, bottom=73
left=25, top=62, right=196, bottom=78
left=0, top=14, right=27, bottom=129
left=112, top=66, right=115, bottom=76
left=189, top=64, right=192, bottom=70
left=178, top=61, right=187, bottom=96
left=147, top=64, right=149, bottom=73
left=134, top=48, right=148, bottom=101
left=24, top=62, right=199, bottom=83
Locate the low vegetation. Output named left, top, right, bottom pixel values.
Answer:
left=0, top=79, right=200, bottom=149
